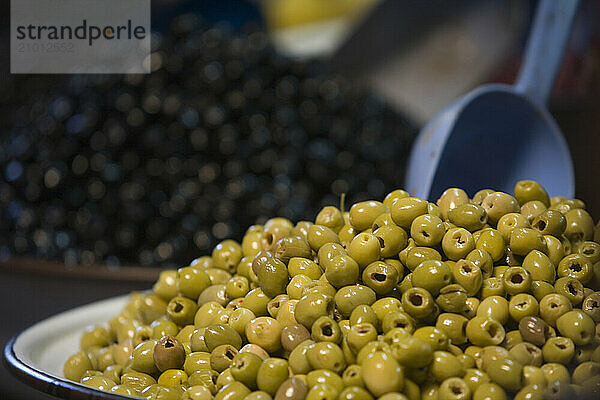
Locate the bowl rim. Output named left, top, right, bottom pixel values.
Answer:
left=3, top=336, right=128, bottom=400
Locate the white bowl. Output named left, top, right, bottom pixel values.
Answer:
left=4, top=295, right=130, bottom=399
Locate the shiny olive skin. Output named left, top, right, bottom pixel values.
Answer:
left=311, top=316, right=342, bottom=343
left=438, top=189, right=469, bottom=220
left=496, top=212, right=530, bottom=242
left=213, top=240, right=243, bottom=273
left=204, top=324, right=243, bottom=351
left=556, top=309, right=595, bottom=345
left=349, top=201, right=388, bottom=232
left=442, top=228, right=475, bottom=261
left=390, top=197, right=428, bottom=230
left=403, top=248, right=440, bottom=274
left=557, top=253, right=593, bottom=284
left=374, top=225, right=408, bottom=258
left=448, top=204, right=488, bottom=232
left=522, top=250, right=556, bottom=283
left=509, top=342, right=543, bottom=367
left=334, top=285, right=376, bottom=317
left=554, top=277, right=585, bottom=306
left=581, top=292, right=600, bottom=322
left=230, top=352, right=262, bottom=390
left=280, top=325, right=310, bottom=353
left=294, top=293, right=334, bottom=329
left=542, top=336, right=575, bottom=364
left=347, top=233, right=381, bottom=269
left=518, top=316, right=550, bottom=346
left=436, top=313, right=468, bottom=345
left=154, top=335, right=186, bottom=372
left=475, top=229, right=506, bottom=262
left=483, top=358, right=523, bottom=392
left=514, top=181, right=550, bottom=207
left=178, top=266, right=211, bottom=301
left=362, top=261, right=399, bottom=295
left=410, top=214, right=446, bottom=247
left=481, top=192, right=520, bottom=225
left=246, top=317, right=282, bottom=353
left=63, top=351, right=94, bottom=382
left=401, top=287, right=435, bottom=320
left=274, top=377, right=307, bottom=400
left=430, top=351, right=465, bottom=383
left=563, top=208, right=594, bottom=243
left=384, top=189, right=410, bottom=208
left=411, top=260, right=452, bottom=296
left=307, top=225, right=340, bottom=252
left=256, top=257, right=289, bottom=298
left=390, top=336, right=433, bottom=368
left=466, top=316, right=505, bottom=347
left=477, top=296, right=509, bottom=325
left=325, top=254, right=359, bottom=289
left=452, top=259, right=483, bottom=296
left=210, top=344, right=238, bottom=373
left=199, top=284, right=230, bottom=307
left=540, top=293, right=573, bottom=327
left=306, top=342, right=346, bottom=374
left=315, top=206, right=345, bottom=234
left=508, top=293, right=539, bottom=321
left=167, top=296, right=198, bottom=326
left=362, top=351, right=404, bottom=396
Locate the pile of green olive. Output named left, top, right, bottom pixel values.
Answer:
left=63, top=181, right=600, bottom=400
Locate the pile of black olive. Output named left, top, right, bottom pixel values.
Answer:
left=0, top=14, right=414, bottom=267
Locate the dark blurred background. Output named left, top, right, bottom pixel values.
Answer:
left=1, top=0, right=599, bottom=398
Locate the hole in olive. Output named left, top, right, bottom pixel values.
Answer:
left=321, top=324, right=333, bottom=337
left=487, top=324, right=498, bottom=338
left=510, top=274, right=523, bottom=284
left=583, top=247, right=594, bottom=255
left=569, top=263, right=582, bottom=272
left=480, top=215, right=486, bottom=221
left=409, top=294, right=423, bottom=306
left=372, top=273, right=387, bottom=282
left=377, top=237, right=385, bottom=248
left=173, top=302, right=184, bottom=313
left=462, top=265, right=472, bottom=273
left=264, top=233, right=274, bottom=246
left=556, top=343, right=567, bottom=350
left=421, top=231, right=430, bottom=238
left=567, top=283, right=578, bottom=295
left=536, top=220, right=547, bottom=231
left=451, top=386, right=463, bottom=395
left=357, top=326, right=370, bottom=334
left=165, top=340, right=174, bottom=348
left=395, top=321, right=407, bottom=328
left=550, top=302, right=558, bottom=308
left=225, top=349, right=236, bottom=359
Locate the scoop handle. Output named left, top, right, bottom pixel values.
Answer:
left=515, top=0, right=579, bottom=105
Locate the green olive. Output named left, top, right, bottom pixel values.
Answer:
left=514, top=180, right=550, bottom=207
left=361, top=351, right=404, bottom=396
left=481, top=192, right=520, bottom=225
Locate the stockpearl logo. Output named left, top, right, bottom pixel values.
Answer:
left=11, top=0, right=150, bottom=74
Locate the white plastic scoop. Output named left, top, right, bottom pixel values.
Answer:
left=406, top=0, right=578, bottom=200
